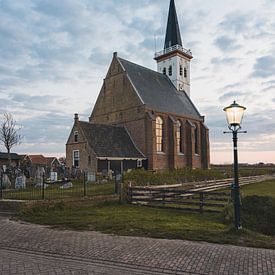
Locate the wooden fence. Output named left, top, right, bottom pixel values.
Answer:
left=128, top=186, right=231, bottom=213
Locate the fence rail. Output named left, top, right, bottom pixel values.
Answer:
left=128, top=187, right=231, bottom=213
left=127, top=174, right=275, bottom=213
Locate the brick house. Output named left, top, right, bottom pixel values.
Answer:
left=66, top=0, right=210, bottom=172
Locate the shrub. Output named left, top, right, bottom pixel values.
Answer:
left=241, top=195, right=275, bottom=236
left=123, top=168, right=225, bottom=186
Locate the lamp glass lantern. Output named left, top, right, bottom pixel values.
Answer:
left=223, top=101, right=246, bottom=128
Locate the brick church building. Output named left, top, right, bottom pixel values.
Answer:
left=66, top=0, right=210, bottom=173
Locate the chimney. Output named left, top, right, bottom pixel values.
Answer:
left=74, top=113, right=79, bottom=122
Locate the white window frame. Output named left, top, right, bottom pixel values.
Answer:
left=73, top=150, right=80, bottom=168
left=137, top=159, right=142, bottom=168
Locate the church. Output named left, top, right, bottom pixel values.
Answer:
left=66, top=0, right=210, bottom=173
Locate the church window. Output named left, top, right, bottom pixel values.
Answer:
left=73, top=150, right=80, bottom=168
left=168, top=66, right=172, bottom=76
left=88, top=155, right=91, bottom=165
left=74, top=131, right=78, bottom=142
left=156, top=116, right=164, bottom=152
left=179, top=65, right=183, bottom=76
left=162, top=67, right=166, bottom=75
left=184, top=68, right=187, bottom=78
left=194, top=125, right=199, bottom=155
left=176, top=120, right=183, bottom=154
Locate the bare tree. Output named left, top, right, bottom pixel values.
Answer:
left=0, top=112, right=22, bottom=166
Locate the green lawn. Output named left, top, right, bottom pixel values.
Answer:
left=17, top=179, right=275, bottom=249
left=242, top=180, right=275, bottom=198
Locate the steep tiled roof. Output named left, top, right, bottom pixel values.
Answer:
left=28, top=155, right=47, bottom=165
left=118, top=57, right=201, bottom=119
left=79, top=122, right=145, bottom=159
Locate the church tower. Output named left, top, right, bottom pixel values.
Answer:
left=154, top=0, right=193, bottom=97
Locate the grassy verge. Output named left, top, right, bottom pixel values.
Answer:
left=18, top=202, right=275, bottom=249
left=16, top=180, right=275, bottom=249
left=241, top=180, right=275, bottom=198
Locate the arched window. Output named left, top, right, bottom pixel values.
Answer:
left=156, top=116, right=164, bottom=152
left=176, top=120, right=183, bottom=153
left=184, top=68, right=187, bottom=78
left=194, top=125, right=199, bottom=155
left=179, top=65, right=183, bottom=76
left=168, top=65, right=172, bottom=76
left=162, top=67, right=166, bottom=75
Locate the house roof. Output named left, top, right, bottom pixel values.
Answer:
left=27, top=155, right=47, bottom=165
left=79, top=122, right=145, bottom=159
left=45, top=157, right=59, bottom=166
left=118, top=57, right=201, bottom=119
left=164, top=0, right=182, bottom=49
left=0, top=152, right=21, bottom=160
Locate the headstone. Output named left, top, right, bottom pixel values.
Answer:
left=50, top=172, right=58, bottom=182
left=15, top=175, right=26, bottom=189
left=2, top=174, right=11, bottom=188
left=60, top=182, right=73, bottom=189
left=35, top=167, right=45, bottom=185
left=87, top=172, right=96, bottom=183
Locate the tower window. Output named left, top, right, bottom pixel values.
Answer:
left=168, top=66, right=172, bottom=76
left=156, top=116, right=164, bottom=153
left=162, top=67, right=166, bottom=75
left=176, top=120, right=183, bottom=154
left=74, top=131, right=78, bottom=142
left=184, top=68, right=187, bottom=78
left=179, top=65, right=183, bottom=76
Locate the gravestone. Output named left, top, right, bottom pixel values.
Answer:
left=15, top=175, right=26, bottom=189
left=50, top=172, right=58, bottom=182
left=34, top=167, right=46, bottom=188
left=60, top=182, right=73, bottom=189
left=2, top=174, right=11, bottom=189
left=87, top=172, right=96, bottom=183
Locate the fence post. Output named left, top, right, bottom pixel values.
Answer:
left=128, top=182, right=132, bottom=202
left=42, top=173, right=45, bottom=200
left=83, top=172, right=86, bottom=197
left=199, top=192, right=204, bottom=213
left=0, top=173, right=3, bottom=200
left=119, top=182, right=123, bottom=203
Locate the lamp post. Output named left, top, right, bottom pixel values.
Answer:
left=223, top=101, right=246, bottom=230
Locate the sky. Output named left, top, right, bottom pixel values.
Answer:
left=0, top=0, right=275, bottom=164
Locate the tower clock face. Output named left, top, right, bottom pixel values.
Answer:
left=179, top=84, right=184, bottom=91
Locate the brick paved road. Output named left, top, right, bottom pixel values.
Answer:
left=0, top=216, right=274, bottom=274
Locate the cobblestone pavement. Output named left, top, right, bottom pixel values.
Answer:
left=0, top=216, right=274, bottom=274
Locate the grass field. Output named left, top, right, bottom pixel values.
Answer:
left=17, top=179, right=275, bottom=249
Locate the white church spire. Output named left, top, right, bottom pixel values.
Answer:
left=154, top=0, right=193, bottom=97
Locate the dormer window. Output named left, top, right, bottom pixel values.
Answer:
left=184, top=68, right=187, bottom=78
left=168, top=66, right=172, bottom=76
left=74, top=131, right=78, bottom=142
left=180, top=65, right=183, bottom=76
left=162, top=67, right=166, bottom=75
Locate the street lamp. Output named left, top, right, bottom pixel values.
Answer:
left=223, top=101, right=247, bottom=230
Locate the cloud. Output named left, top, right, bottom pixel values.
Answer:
left=218, top=91, right=248, bottom=102
left=211, top=57, right=238, bottom=65
left=251, top=56, right=275, bottom=78
left=218, top=12, right=250, bottom=34
left=214, top=36, right=240, bottom=52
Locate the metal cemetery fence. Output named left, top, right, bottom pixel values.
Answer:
left=128, top=186, right=231, bottom=213
left=0, top=171, right=121, bottom=201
